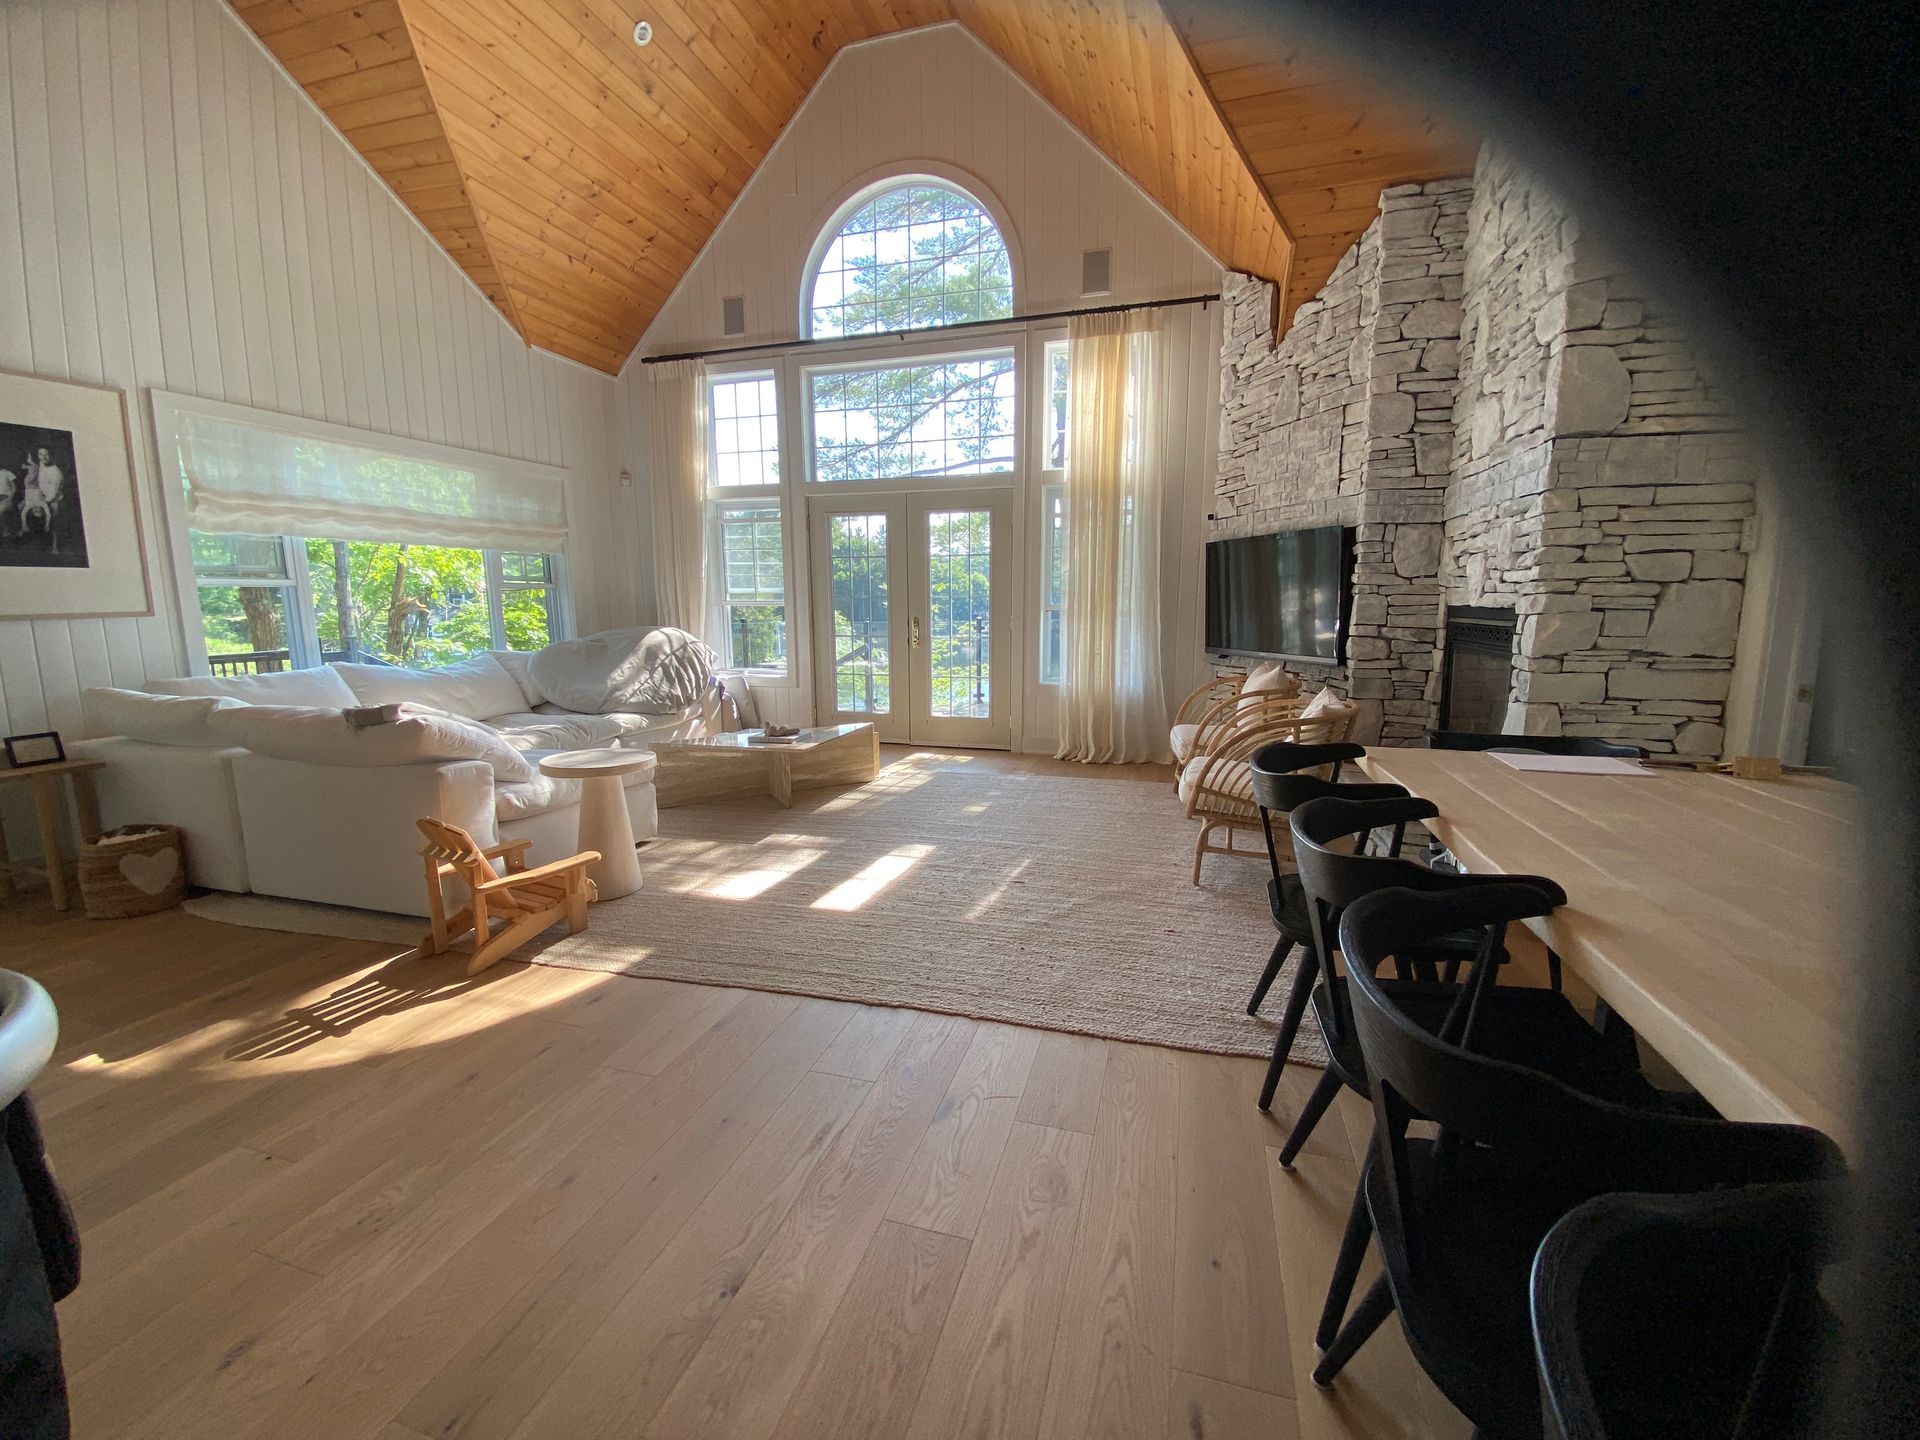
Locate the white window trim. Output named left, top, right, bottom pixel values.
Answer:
left=704, top=362, right=797, bottom=684
left=799, top=340, right=1024, bottom=491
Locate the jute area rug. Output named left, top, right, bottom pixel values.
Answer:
left=536, top=749, right=1328, bottom=1065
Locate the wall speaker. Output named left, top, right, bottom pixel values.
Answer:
left=721, top=295, right=746, bottom=337
left=1081, top=248, right=1112, bottom=297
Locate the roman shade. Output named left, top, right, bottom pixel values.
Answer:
left=172, top=405, right=569, bottom=551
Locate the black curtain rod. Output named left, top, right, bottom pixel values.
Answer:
left=638, top=291, right=1221, bottom=366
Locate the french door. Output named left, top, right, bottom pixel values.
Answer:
left=808, top=490, right=1012, bottom=749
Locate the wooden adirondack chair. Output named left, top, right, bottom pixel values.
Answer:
left=416, top=818, right=600, bottom=974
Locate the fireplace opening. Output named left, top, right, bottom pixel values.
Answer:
left=1439, top=605, right=1517, bottom=735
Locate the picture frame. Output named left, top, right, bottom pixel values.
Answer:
left=3, top=731, right=67, bottom=769
left=0, top=369, right=153, bottom=620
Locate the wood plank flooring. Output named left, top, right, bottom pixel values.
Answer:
left=7, top=888, right=1469, bottom=1439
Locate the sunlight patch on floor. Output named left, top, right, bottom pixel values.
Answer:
left=810, top=843, right=933, bottom=912
left=964, top=856, right=1030, bottom=921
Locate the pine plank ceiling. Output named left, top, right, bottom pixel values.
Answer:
left=233, top=0, right=1477, bottom=374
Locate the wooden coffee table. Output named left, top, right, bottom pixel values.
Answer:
left=652, top=724, right=879, bottom=809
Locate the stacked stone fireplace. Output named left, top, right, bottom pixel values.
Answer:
left=1212, top=146, right=1766, bottom=755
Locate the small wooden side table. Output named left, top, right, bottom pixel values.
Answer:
left=536, top=749, right=656, bottom=902
left=0, top=758, right=106, bottom=912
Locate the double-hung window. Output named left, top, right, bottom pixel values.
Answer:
left=706, top=371, right=790, bottom=677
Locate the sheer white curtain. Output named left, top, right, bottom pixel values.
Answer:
left=1056, top=311, right=1170, bottom=763
left=643, top=358, right=710, bottom=634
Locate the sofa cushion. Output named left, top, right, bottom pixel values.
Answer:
left=147, top=666, right=358, bottom=708
left=487, top=649, right=543, bottom=708
left=493, top=752, right=658, bottom=822
left=487, top=711, right=628, bottom=752
left=1178, top=756, right=1258, bottom=818
left=1169, top=722, right=1201, bottom=764
left=207, top=702, right=536, bottom=781
left=537, top=702, right=700, bottom=742
left=528, top=626, right=717, bottom=715
left=83, top=687, right=244, bottom=746
left=333, top=653, right=527, bottom=722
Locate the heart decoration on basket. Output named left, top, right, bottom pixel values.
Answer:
left=119, top=847, right=181, bottom=896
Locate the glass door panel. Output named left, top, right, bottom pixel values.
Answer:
left=810, top=502, right=906, bottom=741
left=908, top=492, right=1010, bottom=748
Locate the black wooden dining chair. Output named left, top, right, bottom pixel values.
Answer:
left=1426, top=730, right=1648, bottom=759
left=1314, top=884, right=1844, bottom=1439
left=1273, top=793, right=1590, bottom=1157
left=1532, top=1180, right=1843, bottom=1440
left=1244, top=741, right=1407, bottom=1037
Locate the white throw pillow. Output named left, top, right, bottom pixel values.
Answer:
left=146, top=666, right=358, bottom=708
left=1300, top=685, right=1345, bottom=719
left=83, top=687, right=244, bottom=746
left=488, top=649, right=543, bottom=708
left=333, top=653, right=528, bottom=721
left=207, top=702, right=536, bottom=781
left=1242, top=664, right=1301, bottom=697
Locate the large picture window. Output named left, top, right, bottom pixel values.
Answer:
left=807, top=181, right=1012, bottom=339
left=808, top=354, right=1017, bottom=483
left=190, top=532, right=565, bottom=675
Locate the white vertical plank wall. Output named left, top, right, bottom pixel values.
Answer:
left=0, top=0, right=625, bottom=755
left=613, top=25, right=1226, bottom=743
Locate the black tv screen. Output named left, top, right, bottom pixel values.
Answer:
left=1205, top=525, right=1352, bottom=664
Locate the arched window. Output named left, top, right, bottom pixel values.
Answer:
left=807, top=180, right=1013, bottom=338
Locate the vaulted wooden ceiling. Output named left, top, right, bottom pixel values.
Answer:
left=234, top=0, right=1476, bottom=373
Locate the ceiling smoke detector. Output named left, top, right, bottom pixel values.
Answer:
left=632, top=20, right=653, bottom=45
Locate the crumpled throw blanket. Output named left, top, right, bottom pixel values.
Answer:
left=0, top=1094, right=78, bottom=1440
left=526, top=626, right=719, bottom=715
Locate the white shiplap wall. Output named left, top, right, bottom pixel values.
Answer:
left=0, top=0, right=625, bottom=756
left=616, top=24, right=1226, bottom=744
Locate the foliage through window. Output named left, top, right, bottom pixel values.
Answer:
left=809, top=355, right=1016, bottom=483
left=190, top=531, right=565, bottom=674
left=1040, top=483, right=1065, bottom=684
left=717, top=504, right=787, bottom=673
left=1045, top=342, right=1069, bottom=470
left=808, top=182, right=1012, bottom=339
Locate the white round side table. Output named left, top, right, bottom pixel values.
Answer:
left=536, top=749, right=657, bottom=902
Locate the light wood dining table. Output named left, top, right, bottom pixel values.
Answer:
left=1356, top=748, right=1858, bottom=1148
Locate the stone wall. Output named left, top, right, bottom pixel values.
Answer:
left=1441, top=147, right=1758, bottom=753
left=1210, top=179, right=1471, bottom=743
left=1211, top=145, right=1758, bottom=755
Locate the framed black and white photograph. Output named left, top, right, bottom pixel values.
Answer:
left=3, top=731, right=66, bottom=769
left=0, top=422, right=87, bottom=568
left=0, top=370, right=151, bottom=620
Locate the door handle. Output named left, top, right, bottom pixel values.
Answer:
left=911, top=616, right=921, bottom=648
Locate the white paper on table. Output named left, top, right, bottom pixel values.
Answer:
left=1488, top=752, right=1651, bottom=775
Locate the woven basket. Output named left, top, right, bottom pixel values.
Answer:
left=79, top=824, right=186, bottom=919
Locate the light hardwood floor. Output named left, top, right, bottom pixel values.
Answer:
left=9, top=841, right=1471, bottom=1439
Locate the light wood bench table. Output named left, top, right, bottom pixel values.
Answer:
left=652, top=724, right=879, bottom=809
left=1357, top=747, right=1858, bottom=1147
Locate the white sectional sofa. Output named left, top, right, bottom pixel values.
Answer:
left=73, top=635, right=738, bottom=917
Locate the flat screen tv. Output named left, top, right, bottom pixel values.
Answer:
left=1205, top=525, right=1353, bottom=665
